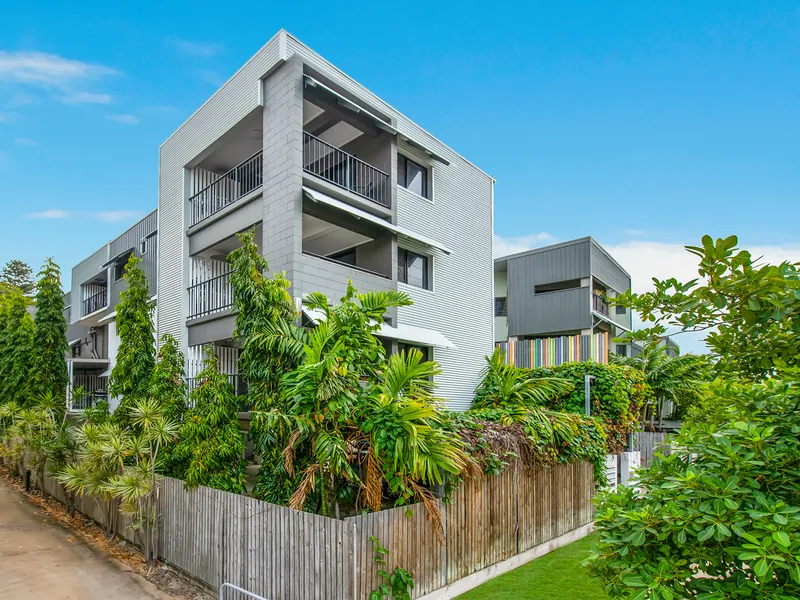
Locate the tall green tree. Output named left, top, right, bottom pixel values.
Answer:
left=174, top=351, right=246, bottom=493
left=32, top=258, right=68, bottom=398
left=109, top=255, right=155, bottom=423
left=0, top=288, right=34, bottom=402
left=1, top=259, right=36, bottom=297
left=613, top=235, right=800, bottom=380
left=149, top=334, right=186, bottom=475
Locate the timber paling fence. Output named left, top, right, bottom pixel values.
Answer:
left=25, top=461, right=595, bottom=600
left=633, top=431, right=672, bottom=467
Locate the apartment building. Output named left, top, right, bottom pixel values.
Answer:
left=157, top=30, right=494, bottom=410
left=63, top=210, right=158, bottom=410
left=494, top=237, right=633, bottom=354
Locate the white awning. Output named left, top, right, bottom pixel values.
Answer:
left=302, top=187, right=452, bottom=255
left=66, top=357, right=110, bottom=364
left=67, top=338, right=81, bottom=347
left=378, top=323, right=456, bottom=349
left=592, top=311, right=632, bottom=333
left=99, top=369, right=111, bottom=378
left=98, top=310, right=117, bottom=324
left=301, top=306, right=328, bottom=324
left=398, top=135, right=450, bottom=166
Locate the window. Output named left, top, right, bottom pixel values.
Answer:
left=397, top=154, right=428, bottom=198
left=495, top=297, right=507, bottom=317
left=615, top=305, right=626, bottom=315
left=329, top=248, right=357, bottom=266
left=616, top=344, right=628, bottom=357
left=71, top=344, right=81, bottom=358
left=113, top=251, right=134, bottom=282
left=398, top=342, right=430, bottom=363
left=398, top=248, right=429, bottom=289
left=140, top=237, right=148, bottom=255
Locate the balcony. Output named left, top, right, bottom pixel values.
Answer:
left=189, top=150, right=263, bottom=226
left=188, top=270, right=234, bottom=319
left=303, top=132, right=390, bottom=209
left=592, top=292, right=609, bottom=316
left=82, top=287, right=107, bottom=316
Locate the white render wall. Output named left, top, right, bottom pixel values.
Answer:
left=157, top=30, right=494, bottom=410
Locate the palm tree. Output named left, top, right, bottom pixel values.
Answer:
left=474, top=348, right=575, bottom=409
left=611, top=342, right=711, bottom=426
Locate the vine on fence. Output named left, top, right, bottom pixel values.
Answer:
left=369, top=535, right=414, bottom=600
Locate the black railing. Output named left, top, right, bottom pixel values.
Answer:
left=188, top=271, right=234, bottom=319
left=303, top=132, right=390, bottom=208
left=592, top=293, right=609, bottom=316
left=82, top=288, right=107, bottom=316
left=69, top=391, right=107, bottom=411
left=189, top=150, right=263, bottom=226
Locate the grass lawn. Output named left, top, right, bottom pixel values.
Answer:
left=456, top=534, right=609, bottom=600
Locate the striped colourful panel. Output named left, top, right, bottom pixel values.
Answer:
left=497, top=332, right=608, bottom=368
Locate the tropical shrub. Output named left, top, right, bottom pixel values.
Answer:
left=587, top=379, right=800, bottom=599
left=532, top=361, right=651, bottom=452
left=613, top=235, right=800, bottom=380
left=174, top=351, right=247, bottom=494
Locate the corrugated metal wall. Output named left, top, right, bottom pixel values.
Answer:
left=107, top=209, right=158, bottom=307
left=69, top=245, right=109, bottom=322
left=157, top=33, right=283, bottom=354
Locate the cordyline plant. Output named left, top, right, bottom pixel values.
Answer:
left=586, top=379, right=800, bottom=599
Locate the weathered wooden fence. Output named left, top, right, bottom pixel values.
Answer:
left=633, top=431, right=672, bottom=467
left=23, top=461, right=595, bottom=600
left=347, top=461, right=595, bottom=599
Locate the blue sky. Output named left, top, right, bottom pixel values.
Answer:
left=2, top=1, right=799, bottom=352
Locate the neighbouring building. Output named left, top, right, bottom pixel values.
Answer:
left=494, top=237, right=633, bottom=356
left=156, top=30, right=495, bottom=410
left=63, top=210, right=158, bottom=411
left=632, top=337, right=680, bottom=358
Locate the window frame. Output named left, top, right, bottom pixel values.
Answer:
left=113, top=250, right=134, bottom=282
left=397, top=247, right=431, bottom=290
left=494, top=297, right=508, bottom=317
left=397, top=153, right=430, bottom=200
left=615, top=305, right=626, bottom=315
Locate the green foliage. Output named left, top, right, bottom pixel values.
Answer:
left=369, top=536, right=414, bottom=600
left=587, top=379, right=800, bottom=599
left=612, top=342, right=713, bottom=423
left=32, top=258, right=68, bottom=398
left=0, top=259, right=36, bottom=297
left=613, top=235, right=800, bottom=380
left=174, top=351, right=246, bottom=494
left=532, top=361, right=651, bottom=453
left=148, top=334, right=186, bottom=476
left=473, top=348, right=575, bottom=409
left=0, top=287, right=36, bottom=404
left=109, top=255, right=155, bottom=423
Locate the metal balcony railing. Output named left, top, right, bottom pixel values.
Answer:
left=186, top=374, right=247, bottom=396
left=188, top=271, right=234, bottom=319
left=69, top=391, right=107, bottom=411
left=189, top=151, right=263, bottom=226
left=303, top=132, right=390, bottom=208
left=592, top=293, right=609, bottom=316
left=82, top=288, right=107, bottom=316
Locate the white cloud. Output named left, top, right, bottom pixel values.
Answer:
left=0, top=51, right=117, bottom=87
left=96, top=210, right=145, bottom=223
left=168, top=37, right=224, bottom=58
left=622, top=228, right=646, bottom=236
left=13, top=137, right=37, bottom=146
left=25, top=209, right=145, bottom=222
left=57, top=91, right=112, bottom=105
left=27, top=209, right=71, bottom=219
left=196, top=68, right=225, bottom=87
left=493, top=232, right=556, bottom=258
left=105, top=114, right=139, bottom=125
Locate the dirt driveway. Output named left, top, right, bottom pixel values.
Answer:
left=0, top=478, right=167, bottom=599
